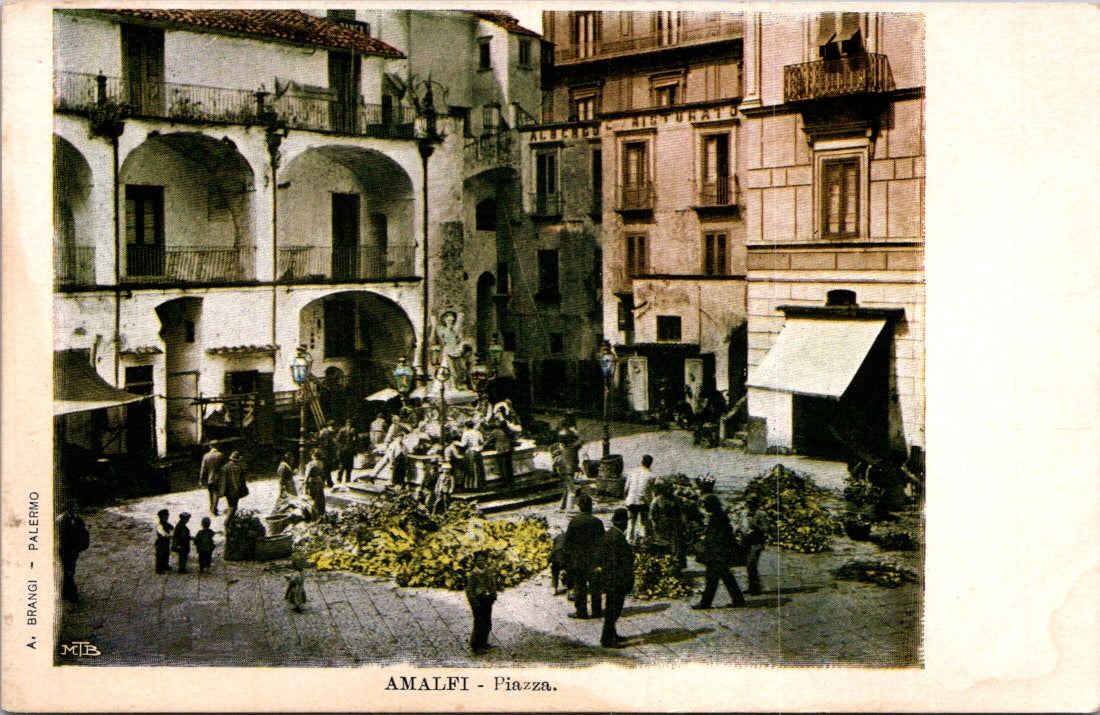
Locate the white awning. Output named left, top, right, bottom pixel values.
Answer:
left=747, top=318, right=886, bottom=399
left=54, top=350, right=149, bottom=416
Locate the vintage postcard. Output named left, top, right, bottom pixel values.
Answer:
left=2, top=1, right=1097, bottom=711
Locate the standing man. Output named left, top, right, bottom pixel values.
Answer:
left=318, top=420, right=337, bottom=487
left=56, top=500, right=90, bottom=602
left=335, top=418, right=357, bottom=484
left=564, top=492, right=604, bottom=620
left=304, top=449, right=327, bottom=518
left=692, top=495, right=747, bottom=609
left=198, top=442, right=226, bottom=516
left=484, top=418, right=515, bottom=486
left=622, top=455, right=656, bottom=543
left=219, top=451, right=249, bottom=521
left=369, top=413, right=387, bottom=450
left=595, top=508, right=634, bottom=648
left=459, top=420, right=486, bottom=491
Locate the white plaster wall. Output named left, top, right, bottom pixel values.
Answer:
left=55, top=12, right=121, bottom=77
left=165, top=31, right=328, bottom=94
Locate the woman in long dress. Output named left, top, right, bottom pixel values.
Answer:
left=433, top=310, right=470, bottom=389
left=273, top=451, right=299, bottom=513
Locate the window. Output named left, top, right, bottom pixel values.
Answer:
left=475, top=199, right=497, bottom=232
left=496, top=261, right=510, bottom=295
left=655, top=11, right=680, bottom=46
left=536, top=151, right=558, bottom=197
left=656, top=315, right=682, bottom=342
left=572, top=94, right=597, bottom=121
left=549, top=333, right=565, bottom=354
left=653, top=83, right=678, bottom=107
left=518, top=38, right=532, bottom=67
left=817, top=12, right=862, bottom=59
left=482, top=104, right=500, bottom=134
left=479, top=38, right=491, bottom=70
left=821, top=157, right=860, bottom=239
left=617, top=295, right=635, bottom=332
left=619, top=12, right=633, bottom=36
left=701, top=134, right=732, bottom=204
left=622, top=142, right=648, bottom=185
left=703, top=232, right=728, bottom=275
left=537, top=249, right=560, bottom=302
left=572, top=12, right=600, bottom=58
left=625, top=234, right=648, bottom=276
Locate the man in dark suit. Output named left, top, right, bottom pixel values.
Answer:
left=595, top=507, right=634, bottom=648
left=692, top=494, right=747, bottom=609
left=564, top=492, right=604, bottom=619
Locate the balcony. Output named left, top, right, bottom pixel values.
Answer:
left=783, top=53, right=894, bottom=104
left=617, top=181, right=655, bottom=213
left=555, top=21, right=742, bottom=63
left=123, top=245, right=256, bottom=283
left=53, top=72, right=416, bottom=139
left=276, top=244, right=416, bottom=283
left=464, top=130, right=518, bottom=173
left=529, top=192, right=562, bottom=218
left=54, top=245, right=95, bottom=288
left=693, top=176, right=740, bottom=217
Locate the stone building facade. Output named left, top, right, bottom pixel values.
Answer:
left=52, top=9, right=540, bottom=457
left=529, top=11, right=747, bottom=414
left=741, top=12, right=925, bottom=459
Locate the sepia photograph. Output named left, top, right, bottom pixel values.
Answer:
left=2, top=2, right=1096, bottom=712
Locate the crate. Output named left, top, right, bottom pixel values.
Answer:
left=255, top=534, right=294, bottom=561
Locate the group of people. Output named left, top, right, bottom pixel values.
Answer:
left=154, top=509, right=217, bottom=575
left=198, top=444, right=249, bottom=519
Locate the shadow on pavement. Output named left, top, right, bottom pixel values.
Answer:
left=741, top=596, right=792, bottom=609
left=629, top=626, right=714, bottom=646
left=620, top=603, right=670, bottom=618
left=481, top=630, right=637, bottom=665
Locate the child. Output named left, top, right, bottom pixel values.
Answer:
left=549, top=526, right=569, bottom=595
left=171, top=512, right=192, bottom=574
left=154, top=509, right=173, bottom=574
left=284, top=562, right=307, bottom=613
left=432, top=462, right=455, bottom=516
left=465, top=549, right=499, bottom=654
left=194, top=516, right=216, bottom=574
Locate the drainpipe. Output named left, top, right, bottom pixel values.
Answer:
left=260, top=92, right=287, bottom=373
left=113, top=135, right=121, bottom=387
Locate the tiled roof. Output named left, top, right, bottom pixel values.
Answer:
left=206, top=344, right=280, bottom=356
left=468, top=11, right=541, bottom=38
left=98, top=10, right=405, bottom=57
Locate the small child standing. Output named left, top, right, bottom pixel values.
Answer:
left=465, top=549, right=499, bottom=654
left=154, top=509, right=173, bottom=574
left=194, top=516, right=216, bottom=574
left=284, top=563, right=307, bottom=613
left=171, top=512, right=192, bottom=574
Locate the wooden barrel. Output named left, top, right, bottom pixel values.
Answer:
left=596, top=454, right=625, bottom=497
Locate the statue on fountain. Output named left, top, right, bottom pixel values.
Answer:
left=431, top=309, right=473, bottom=391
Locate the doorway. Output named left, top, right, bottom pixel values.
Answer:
left=332, top=193, right=360, bottom=280
left=121, top=24, right=164, bottom=115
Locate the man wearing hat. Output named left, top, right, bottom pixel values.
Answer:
left=218, top=451, right=249, bottom=521
left=595, top=507, right=635, bottom=648
left=199, top=442, right=226, bottom=516
left=56, top=500, right=90, bottom=602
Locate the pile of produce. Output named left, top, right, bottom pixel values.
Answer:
left=739, top=464, right=837, bottom=553
left=632, top=552, right=695, bottom=600
left=224, top=510, right=266, bottom=561
left=835, top=558, right=919, bottom=588
left=288, top=492, right=550, bottom=591
left=870, top=529, right=920, bottom=552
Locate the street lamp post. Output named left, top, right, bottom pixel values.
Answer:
left=290, top=346, right=313, bottom=471
left=416, top=79, right=445, bottom=373
left=598, top=341, right=617, bottom=458
left=435, top=364, right=451, bottom=440
left=393, top=357, right=414, bottom=409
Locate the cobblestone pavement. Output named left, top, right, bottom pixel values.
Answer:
left=57, top=430, right=921, bottom=668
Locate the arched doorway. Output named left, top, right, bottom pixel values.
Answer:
left=298, top=291, right=415, bottom=422
left=53, top=136, right=94, bottom=285
left=156, top=296, right=203, bottom=449
left=279, top=146, right=414, bottom=281
left=119, top=133, right=255, bottom=281
left=476, top=271, right=497, bottom=356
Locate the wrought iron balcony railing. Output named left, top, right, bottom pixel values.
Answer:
left=699, top=176, right=740, bottom=207
left=555, top=20, right=742, bottom=62
left=123, top=245, right=256, bottom=283
left=464, top=130, right=517, bottom=168
left=54, top=72, right=416, bottom=138
left=529, top=192, right=562, bottom=217
left=783, top=53, right=894, bottom=103
left=54, top=245, right=96, bottom=288
left=277, top=244, right=416, bottom=282
left=617, top=181, right=655, bottom=211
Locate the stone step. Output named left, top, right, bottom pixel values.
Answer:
left=453, top=470, right=558, bottom=503
left=465, top=487, right=563, bottom=514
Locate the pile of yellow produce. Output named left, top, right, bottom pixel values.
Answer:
left=288, top=493, right=551, bottom=591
